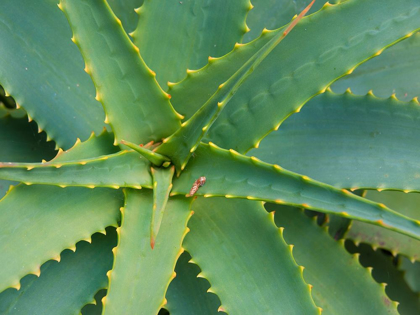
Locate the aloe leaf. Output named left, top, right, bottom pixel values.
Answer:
left=332, top=32, right=420, bottom=101
left=121, top=139, right=170, bottom=167
left=346, top=242, right=420, bottom=314
left=400, top=257, right=420, bottom=292
left=172, top=143, right=420, bottom=240
left=59, top=0, right=181, bottom=146
left=0, top=185, right=121, bottom=293
left=131, top=0, right=251, bottom=88
left=243, top=0, right=329, bottom=43
left=103, top=190, right=192, bottom=314
left=170, top=0, right=420, bottom=152
left=347, top=191, right=420, bottom=261
left=0, top=151, right=151, bottom=189
left=250, top=90, right=420, bottom=192
left=155, top=0, right=314, bottom=172
left=166, top=252, right=225, bottom=315
left=81, top=289, right=106, bottom=315
left=0, top=0, right=106, bottom=149
left=151, top=166, right=175, bottom=248
left=183, top=198, right=320, bottom=314
left=270, top=204, right=399, bottom=314
left=107, top=0, right=144, bottom=34
left=0, top=229, right=117, bottom=315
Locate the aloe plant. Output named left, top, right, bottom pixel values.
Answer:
left=1, top=0, right=420, bottom=314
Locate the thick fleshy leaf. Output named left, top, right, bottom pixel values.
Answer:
left=0, top=151, right=151, bottom=189
left=0, top=229, right=117, bottom=315
left=332, top=32, right=420, bottom=101
left=0, top=185, right=122, bottom=293
left=151, top=166, right=175, bottom=248
left=103, top=190, right=192, bottom=314
left=166, top=252, right=225, bottom=315
left=132, top=0, right=251, bottom=88
left=346, top=242, right=420, bottom=314
left=0, top=0, right=106, bottom=149
left=172, top=143, right=420, bottom=240
left=60, top=0, right=181, bottom=145
left=81, top=290, right=106, bottom=315
left=347, top=191, right=420, bottom=261
left=170, top=0, right=420, bottom=153
left=184, top=198, right=320, bottom=314
left=155, top=0, right=314, bottom=172
left=250, top=90, right=420, bottom=192
left=270, top=204, right=399, bottom=314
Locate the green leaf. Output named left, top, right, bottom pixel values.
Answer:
left=132, top=0, right=251, bottom=88
left=0, top=151, right=151, bottom=189
left=155, top=0, right=314, bottom=172
left=59, top=0, right=181, bottom=146
left=0, top=0, right=106, bottom=149
left=243, top=0, right=330, bottom=43
left=170, top=0, right=420, bottom=152
left=346, top=242, right=420, bottom=314
left=81, top=289, right=106, bottom=315
left=172, top=143, right=420, bottom=240
left=166, top=252, right=225, bottom=315
left=107, top=0, right=143, bottom=34
left=0, top=185, right=122, bottom=293
left=0, top=229, right=117, bottom=315
left=250, top=90, right=420, bottom=192
left=103, top=190, right=192, bottom=315
left=332, top=32, right=420, bottom=101
left=183, top=198, right=320, bottom=314
left=151, top=166, right=175, bottom=248
left=270, top=204, right=399, bottom=314
left=347, top=191, right=420, bottom=261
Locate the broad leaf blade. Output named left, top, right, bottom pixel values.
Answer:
left=151, top=166, right=175, bottom=248
left=132, top=0, right=251, bottom=88
left=0, top=229, right=117, bottom=315
left=107, top=0, right=143, bottom=34
left=103, top=190, right=192, bottom=315
left=250, top=91, right=420, bottom=192
left=271, top=204, right=399, bottom=314
left=60, top=0, right=181, bottom=145
left=172, top=143, right=420, bottom=240
left=0, top=0, right=106, bottom=149
left=184, top=198, right=320, bottom=314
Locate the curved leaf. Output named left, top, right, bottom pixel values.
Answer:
left=60, top=0, right=181, bottom=145
left=0, top=0, right=106, bottom=149
left=107, top=0, right=143, bottom=34
left=183, top=198, right=320, bottom=314
left=172, top=143, right=420, bottom=240
left=103, top=190, right=192, bottom=315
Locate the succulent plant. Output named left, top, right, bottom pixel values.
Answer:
left=1, top=0, right=420, bottom=314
